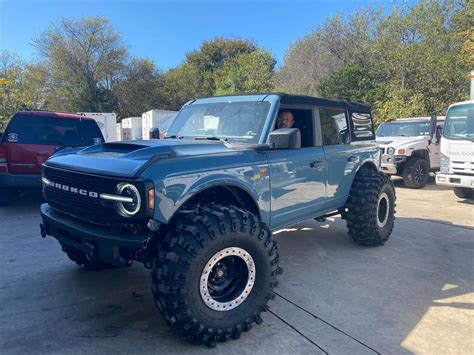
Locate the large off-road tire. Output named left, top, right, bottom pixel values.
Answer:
left=402, top=157, right=430, bottom=188
left=60, top=243, right=115, bottom=271
left=0, top=188, right=17, bottom=206
left=151, top=205, right=280, bottom=347
left=345, top=173, right=396, bottom=246
left=454, top=187, right=474, bottom=200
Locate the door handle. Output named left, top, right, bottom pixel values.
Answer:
left=347, top=156, right=359, bottom=163
left=310, top=160, right=324, bottom=168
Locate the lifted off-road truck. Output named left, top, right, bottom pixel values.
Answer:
left=376, top=117, right=445, bottom=188
left=39, top=93, right=396, bottom=347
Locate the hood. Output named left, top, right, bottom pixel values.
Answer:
left=44, top=139, right=253, bottom=178
left=376, top=136, right=428, bottom=147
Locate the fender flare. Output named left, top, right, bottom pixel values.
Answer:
left=158, top=175, right=265, bottom=225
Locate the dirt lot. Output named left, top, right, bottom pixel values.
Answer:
left=0, top=179, right=473, bottom=354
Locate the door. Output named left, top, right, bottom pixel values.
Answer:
left=429, top=124, right=444, bottom=168
left=267, top=148, right=327, bottom=229
left=266, top=108, right=327, bottom=229
left=318, top=108, right=359, bottom=210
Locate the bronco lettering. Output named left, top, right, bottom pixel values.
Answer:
left=46, top=180, right=99, bottom=199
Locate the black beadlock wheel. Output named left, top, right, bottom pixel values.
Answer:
left=345, top=173, right=396, bottom=246
left=60, top=243, right=115, bottom=271
left=151, top=205, right=280, bottom=348
left=402, top=157, right=430, bottom=189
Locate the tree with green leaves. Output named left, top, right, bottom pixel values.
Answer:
left=0, top=51, right=49, bottom=129
left=160, top=37, right=275, bottom=109
left=0, top=51, right=25, bottom=127
left=215, top=50, right=276, bottom=95
left=186, top=37, right=258, bottom=96
left=114, top=58, right=163, bottom=118
left=277, top=0, right=472, bottom=122
left=32, top=16, right=128, bottom=113
left=159, top=63, right=202, bottom=111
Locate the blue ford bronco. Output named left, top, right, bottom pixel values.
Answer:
left=40, top=93, right=396, bottom=347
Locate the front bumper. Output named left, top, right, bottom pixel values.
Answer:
left=0, top=172, right=41, bottom=188
left=380, top=155, right=407, bottom=175
left=436, top=173, right=474, bottom=189
left=40, top=203, right=152, bottom=263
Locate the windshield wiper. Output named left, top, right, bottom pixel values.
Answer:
left=164, top=135, right=183, bottom=139
left=194, top=136, right=228, bottom=142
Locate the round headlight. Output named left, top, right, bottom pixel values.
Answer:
left=387, top=147, right=395, bottom=155
left=115, top=183, right=141, bottom=217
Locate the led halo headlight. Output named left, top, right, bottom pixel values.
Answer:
left=387, top=147, right=395, bottom=155
left=115, top=183, right=141, bottom=217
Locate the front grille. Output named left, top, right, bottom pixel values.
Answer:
left=451, top=161, right=474, bottom=176
left=452, top=171, right=474, bottom=177
left=43, top=165, right=142, bottom=224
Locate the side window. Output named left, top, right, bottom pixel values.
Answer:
left=350, top=112, right=375, bottom=141
left=275, top=109, right=314, bottom=148
left=319, top=108, right=349, bottom=145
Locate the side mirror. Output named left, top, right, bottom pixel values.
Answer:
left=269, top=128, right=301, bottom=149
left=435, top=126, right=442, bottom=142
left=430, top=115, right=437, bottom=136
left=150, top=127, right=160, bottom=139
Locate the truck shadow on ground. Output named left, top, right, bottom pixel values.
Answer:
left=0, top=189, right=44, bottom=218
left=2, top=216, right=472, bottom=353
left=274, top=217, right=474, bottom=353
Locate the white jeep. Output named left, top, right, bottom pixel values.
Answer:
left=376, top=117, right=445, bottom=188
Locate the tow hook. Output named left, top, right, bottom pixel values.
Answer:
left=84, top=242, right=96, bottom=262
left=136, top=237, right=158, bottom=269
left=40, top=223, right=47, bottom=238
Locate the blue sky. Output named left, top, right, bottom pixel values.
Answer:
left=1, top=0, right=405, bottom=70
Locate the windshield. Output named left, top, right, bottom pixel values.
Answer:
left=443, top=103, right=474, bottom=141
left=376, top=121, right=431, bottom=137
left=166, top=101, right=271, bottom=143
left=3, top=114, right=104, bottom=146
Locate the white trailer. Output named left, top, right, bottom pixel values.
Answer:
left=121, top=117, right=142, bottom=141
left=116, top=123, right=123, bottom=141
left=77, top=112, right=117, bottom=142
left=142, top=109, right=178, bottom=140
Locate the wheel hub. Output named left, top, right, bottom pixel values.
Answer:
left=200, top=247, right=255, bottom=311
left=414, top=165, right=425, bottom=183
left=377, top=192, right=390, bottom=228
left=215, top=267, right=226, bottom=279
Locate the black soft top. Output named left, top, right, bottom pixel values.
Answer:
left=275, top=93, right=371, bottom=113
left=199, top=92, right=372, bottom=113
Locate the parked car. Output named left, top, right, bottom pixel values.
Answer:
left=39, top=93, right=395, bottom=347
left=376, top=116, right=445, bottom=188
left=0, top=110, right=104, bottom=205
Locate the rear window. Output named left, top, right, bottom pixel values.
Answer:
left=349, top=112, right=375, bottom=141
left=3, top=114, right=104, bottom=146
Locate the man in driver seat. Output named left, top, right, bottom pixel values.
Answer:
left=277, top=111, right=295, bottom=129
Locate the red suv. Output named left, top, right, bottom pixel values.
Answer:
left=0, top=111, right=104, bottom=205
